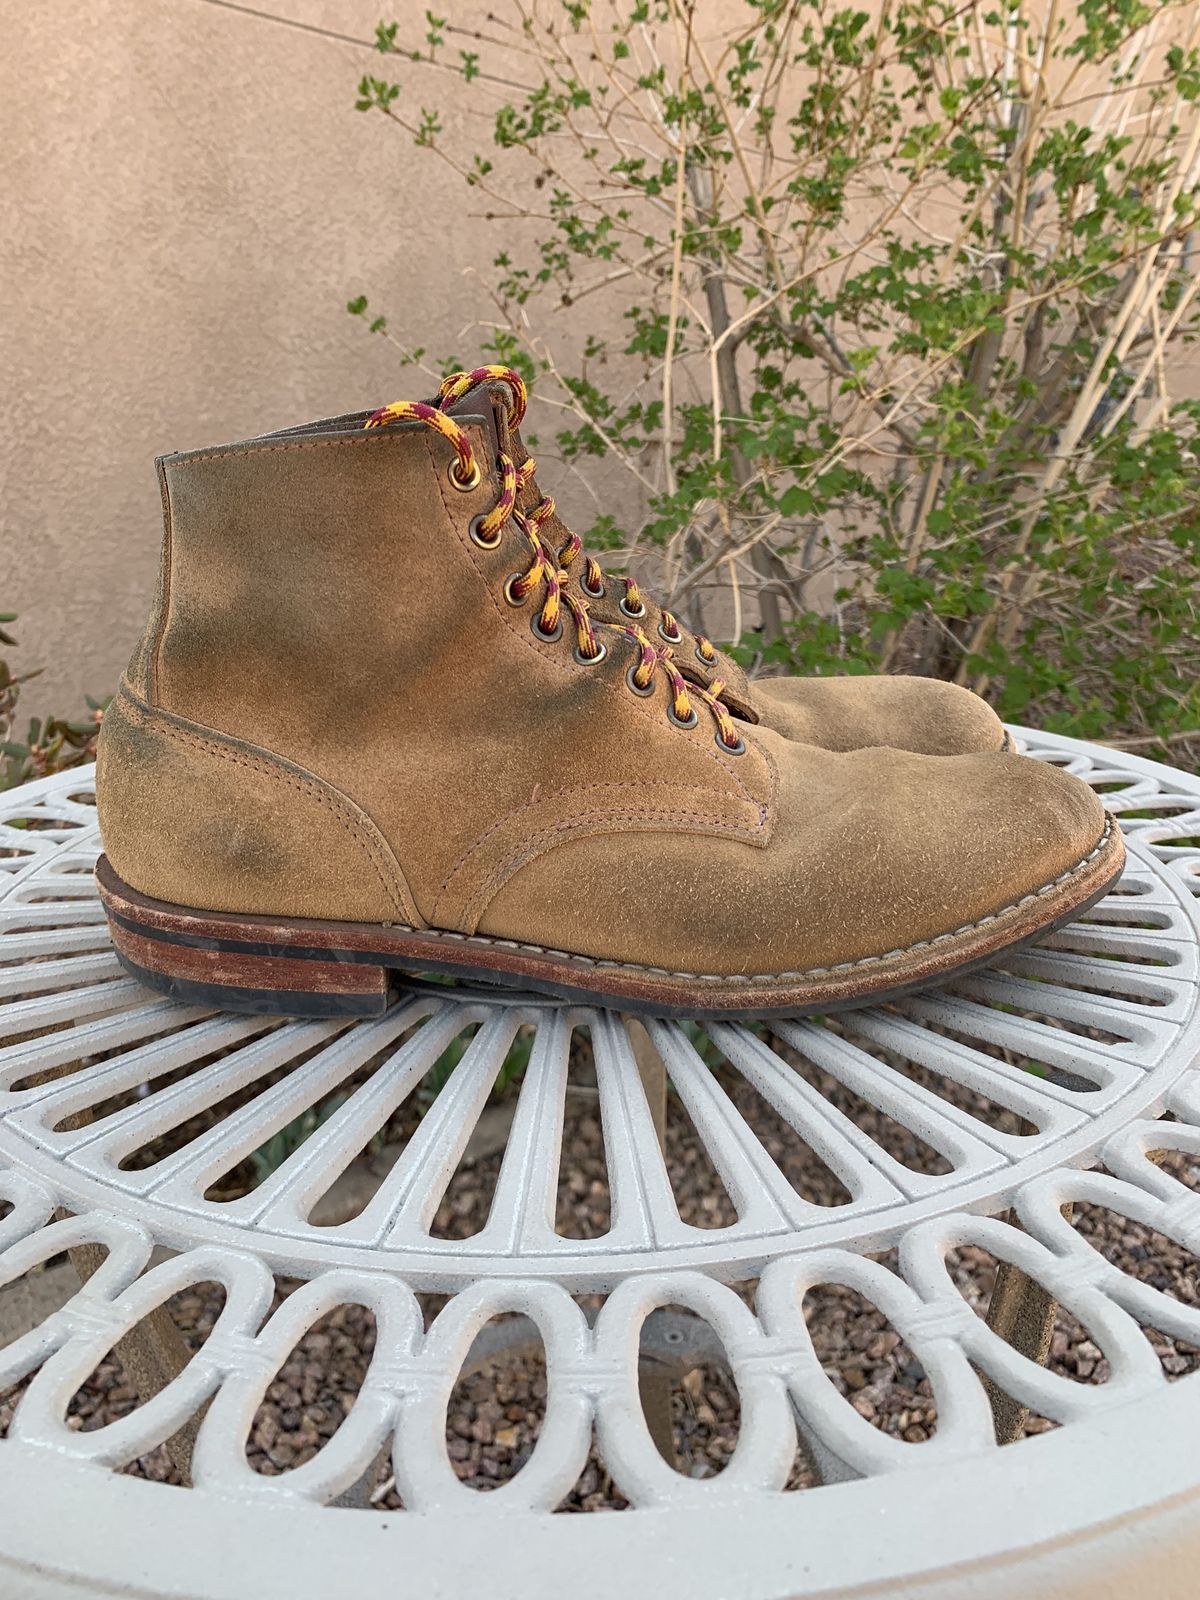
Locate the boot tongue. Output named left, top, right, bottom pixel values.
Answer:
left=443, top=381, right=761, bottom=723
left=441, top=383, right=504, bottom=462
left=448, top=384, right=585, bottom=567
left=442, top=379, right=572, bottom=543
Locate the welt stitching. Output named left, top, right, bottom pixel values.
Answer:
left=120, top=692, right=412, bottom=920
left=425, top=816, right=1117, bottom=981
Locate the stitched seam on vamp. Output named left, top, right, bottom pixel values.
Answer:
left=444, top=802, right=772, bottom=928
left=434, top=777, right=769, bottom=902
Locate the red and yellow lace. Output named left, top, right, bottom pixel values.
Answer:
left=365, top=371, right=742, bottom=753
left=434, top=367, right=718, bottom=665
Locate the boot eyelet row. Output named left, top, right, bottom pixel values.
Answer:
left=449, top=459, right=483, bottom=492
left=625, top=662, right=655, bottom=698
left=658, top=620, right=682, bottom=645
left=667, top=705, right=699, bottom=730
left=532, top=614, right=564, bottom=644
left=717, top=734, right=747, bottom=756
left=503, top=573, right=526, bottom=607
left=619, top=596, right=647, bottom=620
left=574, top=640, right=608, bottom=667
left=470, top=514, right=503, bottom=550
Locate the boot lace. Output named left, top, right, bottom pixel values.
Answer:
left=365, top=379, right=743, bottom=754
left=435, top=367, right=720, bottom=667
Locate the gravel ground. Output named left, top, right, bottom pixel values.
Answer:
left=2, top=1047, right=1198, bottom=1507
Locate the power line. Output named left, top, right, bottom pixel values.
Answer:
left=185, top=0, right=372, bottom=52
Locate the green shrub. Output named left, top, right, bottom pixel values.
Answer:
left=351, top=0, right=1200, bottom=756
left=0, top=613, right=106, bottom=791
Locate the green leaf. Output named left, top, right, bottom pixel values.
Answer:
left=778, top=486, right=816, bottom=516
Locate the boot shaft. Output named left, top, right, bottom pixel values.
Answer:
left=103, top=399, right=772, bottom=930
left=143, top=412, right=496, bottom=743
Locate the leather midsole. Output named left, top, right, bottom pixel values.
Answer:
left=95, top=824, right=1124, bottom=1019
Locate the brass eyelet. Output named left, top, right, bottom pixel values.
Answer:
left=625, top=661, right=655, bottom=698
left=574, top=640, right=608, bottom=667
left=696, top=645, right=716, bottom=664
left=717, top=733, right=747, bottom=756
left=503, top=573, right=527, bottom=607
left=668, top=705, right=699, bottom=730
left=658, top=620, right=683, bottom=645
left=470, top=514, right=502, bottom=550
left=449, top=458, right=483, bottom=492
left=619, top=596, right=647, bottom=620
left=584, top=576, right=606, bottom=599
left=532, top=613, right=564, bottom=644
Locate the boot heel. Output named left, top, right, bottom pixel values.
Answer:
left=96, top=860, right=391, bottom=1019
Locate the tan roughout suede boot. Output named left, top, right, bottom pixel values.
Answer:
left=94, top=391, right=1124, bottom=1020
left=432, top=366, right=1010, bottom=757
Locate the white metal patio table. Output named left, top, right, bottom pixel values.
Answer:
left=1, top=726, right=1198, bottom=1599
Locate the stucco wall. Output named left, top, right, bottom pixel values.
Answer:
left=5, top=2, right=1197, bottom=720
left=1, top=0, right=634, bottom=717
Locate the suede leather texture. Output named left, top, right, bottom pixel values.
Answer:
left=97, top=685, right=415, bottom=924
left=749, top=675, right=1005, bottom=756
left=256, top=385, right=1006, bottom=756
left=494, top=401, right=756, bottom=721
left=496, top=396, right=1005, bottom=755
left=96, top=410, right=1107, bottom=978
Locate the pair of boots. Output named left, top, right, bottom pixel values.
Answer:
left=95, top=367, right=1122, bottom=1019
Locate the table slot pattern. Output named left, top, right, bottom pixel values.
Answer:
left=1, top=728, right=1199, bottom=1515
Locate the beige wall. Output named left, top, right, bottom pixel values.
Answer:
left=1, top=0, right=637, bottom=718
left=5, top=2, right=1196, bottom=720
